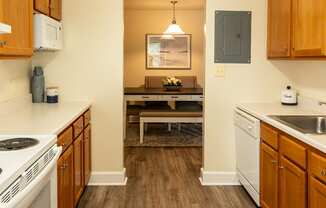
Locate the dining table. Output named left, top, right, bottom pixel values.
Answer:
left=123, top=87, right=204, bottom=139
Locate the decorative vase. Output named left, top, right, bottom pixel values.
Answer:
left=164, top=85, right=182, bottom=91
left=31, top=66, right=45, bottom=103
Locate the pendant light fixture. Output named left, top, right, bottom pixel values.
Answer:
left=163, top=1, right=185, bottom=35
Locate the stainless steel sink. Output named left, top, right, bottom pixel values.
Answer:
left=269, top=115, right=326, bottom=134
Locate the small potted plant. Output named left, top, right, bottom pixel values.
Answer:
left=162, top=77, right=182, bottom=91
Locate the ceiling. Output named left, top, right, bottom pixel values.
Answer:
left=124, top=0, right=205, bottom=10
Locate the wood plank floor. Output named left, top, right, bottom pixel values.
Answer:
left=78, top=148, right=257, bottom=208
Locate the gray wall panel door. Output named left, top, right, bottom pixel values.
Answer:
left=215, top=11, right=252, bottom=63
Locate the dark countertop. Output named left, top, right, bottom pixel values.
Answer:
left=124, top=87, right=203, bottom=95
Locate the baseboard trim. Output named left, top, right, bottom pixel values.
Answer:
left=88, top=168, right=128, bottom=186
left=199, top=168, right=240, bottom=186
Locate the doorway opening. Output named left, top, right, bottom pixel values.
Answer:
left=123, top=0, right=206, bottom=175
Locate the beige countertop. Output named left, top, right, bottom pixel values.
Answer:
left=0, top=96, right=91, bottom=135
left=237, top=101, right=326, bottom=153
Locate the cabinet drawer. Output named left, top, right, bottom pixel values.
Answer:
left=57, top=127, right=73, bottom=152
left=261, top=123, right=279, bottom=150
left=191, top=95, right=204, bottom=101
left=310, top=152, right=326, bottom=184
left=84, top=110, right=91, bottom=127
left=73, top=116, right=84, bottom=138
left=160, top=95, right=192, bottom=101
left=126, top=95, right=160, bottom=101
left=280, top=134, right=307, bottom=170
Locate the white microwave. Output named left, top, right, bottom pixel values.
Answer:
left=34, top=14, right=63, bottom=51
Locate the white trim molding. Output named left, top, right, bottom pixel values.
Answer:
left=199, top=168, right=239, bottom=186
left=88, top=168, right=128, bottom=186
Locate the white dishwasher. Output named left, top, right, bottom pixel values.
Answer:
left=234, top=108, right=260, bottom=206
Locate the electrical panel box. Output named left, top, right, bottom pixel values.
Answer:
left=214, top=11, right=252, bottom=64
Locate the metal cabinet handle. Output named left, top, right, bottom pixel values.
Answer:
left=142, top=96, right=150, bottom=99
left=321, top=169, right=326, bottom=176
left=171, top=96, right=179, bottom=99
left=60, top=165, right=65, bottom=170
left=279, top=166, right=284, bottom=169
left=0, top=41, right=7, bottom=47
left=271, top=160, right=277, bottom=164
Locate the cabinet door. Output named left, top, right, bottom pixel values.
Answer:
left=34, top=0, right=50, bottom=15
left=50, top=0, right=62, bottom=21
left=261, top=143, right=279, bottom=208
left=267, top=0, right=292, bottom=58
left=0, top=0, right=33, bottom=56
left=57, top=146, right=74, bottom=208
left=292, top=0, right=326, bottom=57
left=74, top=134, right=84, bottom=205
left=83, top=125, right=91, bottom=185
left=309, top=177, right=326, bottom=208
left=279, top=156, right=306, bottom=208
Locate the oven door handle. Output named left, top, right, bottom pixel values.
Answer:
left=4, top=146, right=62, bottom=208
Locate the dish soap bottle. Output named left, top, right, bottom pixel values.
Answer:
left=31, top=66, right=45, bottom=103
left=281, top=85, right=297, bottom=105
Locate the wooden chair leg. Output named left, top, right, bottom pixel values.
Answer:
left=140, top=120, right=144, bottom=144
left=168, top=123, right=172, bottom=132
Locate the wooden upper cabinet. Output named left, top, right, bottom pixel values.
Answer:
left=50, top=0, right=62, bottom=21
left=292, top=0, right=326, bottom=57
left=279, top=156, right=306, bottom=208
left=0, top=0, right=33, bottom=57
left=34, top=0, right=50, bottom=15
left=34, top=0, right=62, bottom=21
left=57, top=145, right=74, bottom=208
left=260, top=143, right=279, bottom=208
left=309, top=176, right=326, bottom=208
left=267, top=0, right=292, bottom=58
left=267, top=0, right=326, bottom=59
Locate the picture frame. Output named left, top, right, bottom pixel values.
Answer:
left=146, top=34, right=191, bottom=69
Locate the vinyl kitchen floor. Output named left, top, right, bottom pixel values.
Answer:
left=78, top=148, right=256, bottom=208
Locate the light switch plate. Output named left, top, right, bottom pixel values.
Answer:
left=215, top=65, right=225, bottom=77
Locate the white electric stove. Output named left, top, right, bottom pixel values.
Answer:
left=0, top=135, right=61, bottom=208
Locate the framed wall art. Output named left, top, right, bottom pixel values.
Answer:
left=146, top=34, right=191, bottom=69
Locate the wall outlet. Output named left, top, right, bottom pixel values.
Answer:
left=215, top=65, right=225, bottom=77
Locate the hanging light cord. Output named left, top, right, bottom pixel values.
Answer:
left=171, top=0, right=177, bottom=24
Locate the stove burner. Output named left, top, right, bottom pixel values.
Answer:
left=0, top=138, right=39, bottom=151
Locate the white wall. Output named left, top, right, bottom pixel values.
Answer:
left=272, top=61, right=326, bottom=101
left=204, top=0, right=291, bottom=172
left=33, top=0, right=124, bottom=172
left=0, top=60, right=31, bottom=102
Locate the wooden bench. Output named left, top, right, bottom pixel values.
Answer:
left=139, top=111, right=203, bottom=144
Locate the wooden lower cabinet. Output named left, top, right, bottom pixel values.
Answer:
left=57, top=146, right=74, bottom=208
left=260, top=122, right=326, bottom=208
left=57, top=109, right=91, bottom=208
left=83, top=125, right=91, bottom=185
left=261, top=143, right=279, bottom=208
left=279, top=156, right=306, bottom=208
left=309, top=177, right=326, bottom=208
left=73, top=134, right=84, bottom=206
